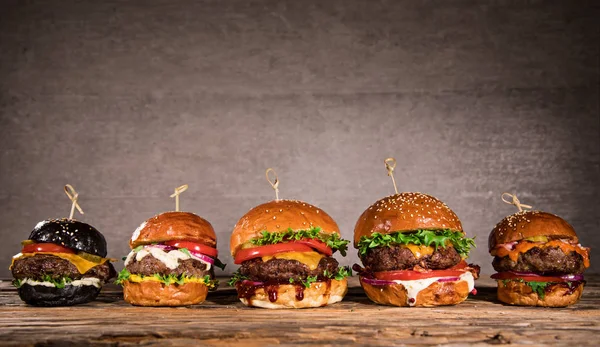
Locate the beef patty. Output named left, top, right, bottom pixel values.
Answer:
left=125, top=255, right=212, bottom=278
left=360, top=245, right=461, bottom=272
left=239, top=256, right=339, bottom=283
left=492, top=246, right=586, bottom=274
left=12, top=254, right=116, bottom=282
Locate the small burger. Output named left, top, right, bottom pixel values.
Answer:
left=229, top=199, right=351, bottom=309
left=116, top=212, right=224, bottom=306
left=353, top=192, right=480, bottom=307
left=10, top=219, right=116, bottom=306
left=489, top=210, right=590, bottom=307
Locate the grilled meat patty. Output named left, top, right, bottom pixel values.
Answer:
left=492, top=246, right=586, bottom=274
left=12, top=254, right=116, bottom=281
left=239, top=256, right=339, bottom=283
left=125, top=255, right=212, bottom=278
left=360, top=245, right=461, bottom=272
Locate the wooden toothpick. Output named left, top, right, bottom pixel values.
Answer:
left=170, top=184, right=188, bottom=212
left=501, top=192, right=533, bottom=212
left=265, top=168, right=280, bottom=200
left=64, top=184, right=84, bottom=219
left=384, top=157, right=399, bottom=194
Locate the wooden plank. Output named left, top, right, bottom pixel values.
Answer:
left=0, top=276, right=599, bottom=346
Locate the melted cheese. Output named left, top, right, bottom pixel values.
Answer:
left=123, top=247, right=212, bottom=271
left=11, top=252, right=108, bottom=274
left=127, top=274, right=208, bottom=284
left=492, top=240, right=590, bottom=267
left=261, top=251, right=324, bottom=270
left=392, top=272, right=475, bottom=307
left=401, top=244, right=435, bottom=259
left=20, top=277, right=101, bottom=288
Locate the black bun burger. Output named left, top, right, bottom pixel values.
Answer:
left=10, top=219, right=116, bottom=306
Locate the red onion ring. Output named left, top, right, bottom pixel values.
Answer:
left=188, top=250, right=215, bottom=265
left=241, top=280, right=264, bottom=286
left=436, top=277, right=460, bottom=282
left=147, top=244, right=177, bottom=251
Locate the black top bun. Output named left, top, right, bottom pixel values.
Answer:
left=28, top=219, right=108, bottom=257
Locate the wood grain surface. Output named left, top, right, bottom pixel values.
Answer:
left=1, top=276, right=598, bottom=346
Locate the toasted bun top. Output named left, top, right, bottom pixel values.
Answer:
left=353, top=192, right=463, bottom=246
left=130, top=212, right=216, bottom=249
left=488, top=210, right=578, bottom=251
left=29, top=218, right=108, bottom=257
left=230, top=199, right=340, bottom=256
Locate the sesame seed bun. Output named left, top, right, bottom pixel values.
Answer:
left=353, top=192, right=463, bottom=246
left=130, top=212, right=216, bottom=249
left=488, top=210, right=578, bottom=251
left=230, top=199, right=340, bottom=257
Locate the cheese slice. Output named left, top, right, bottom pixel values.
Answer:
left=492, top=240, right=590, bottom=267
left=11, top=252, right=108, bottom=274
left=262, top=251, right=324, bottom=270
left=401, top=244, right=435, bottom=259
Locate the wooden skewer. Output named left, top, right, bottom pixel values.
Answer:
left=64, top=184, right=84, bottom=219
left=265, top=168, right=280, bottom=200
left=501, top=192, right=533, bottom=212
left=384, top=157, right=399, bottom=195
left=170, top=184, right=189, bottom=212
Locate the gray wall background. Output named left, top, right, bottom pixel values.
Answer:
left=1, top=0, right=598, bottom=278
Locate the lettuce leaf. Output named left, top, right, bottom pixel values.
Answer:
left=357, top=229, right=475, bottom=258
left=250, top=227, right=350, bottom=256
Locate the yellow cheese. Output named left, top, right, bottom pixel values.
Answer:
left=127, top=274, right=207, bottom=284
left=401, top=244, right=435, bottom=259
left=261, top=251, right=324, bottom=270
left=11, top=252, right=108, bottom=274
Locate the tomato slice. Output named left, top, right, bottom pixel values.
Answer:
left=234, top=243, right=314, bottom=264
left=163, top=240, right=218, bottom=257
left=293, top=239, right=332, bottom=256
left=375, top=269, right=467, bottom=281
left=22, top=243, right=75, bottom=254
left=491, top=272, right=566, bottom=283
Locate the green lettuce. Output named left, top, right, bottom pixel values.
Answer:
left=250, top=227, right=350, bottom=256
left=357, top=229, right=475, bottom=258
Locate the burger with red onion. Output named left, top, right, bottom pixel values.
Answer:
left=10, top=219, right=116, bottom=306
left=353, top=192, right=480, bottom=307
left=228, top=199, right=350, bottom=309
left=489, top=209, right=590, bottom=307
left=116, top=212, right=225, bottom=306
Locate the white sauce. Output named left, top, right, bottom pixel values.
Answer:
left=13, top=252, right=23, bottom=259
left=131, top=221, right=147, bottom=242
left=21, top=277, right=102, bottom=288
left=392, top=272, right=475, bottom=306
left=123, top=247, right=212, bottom=271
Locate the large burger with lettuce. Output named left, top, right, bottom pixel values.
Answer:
left=228, top=199, right=350, bottom=309
left=353, top=192, right=480, bottom=307
left=489, top=210, right=590, bottom=307
left=10, top=218, right=116, bottom=306
left=116, top=212, right=225, bottom=306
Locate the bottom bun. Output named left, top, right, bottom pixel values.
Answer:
left=496, top=280, right=584, bottom=307
left=237, top=278, right=347, bottom=309
left=360, top=276, right=471, bottom=307
left=18, top=283, right=101, bottom=307
left=122, top=280, right=208, bottom=306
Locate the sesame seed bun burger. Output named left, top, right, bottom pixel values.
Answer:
left=489, top=195, right=590, bottom=307
left=353, top=192, right=480, bottom=307
left=10, top=218, right=116, bottom=306
left=117, top=212, right=225, bottom=306
left=229, top=199, right=351, bottom=309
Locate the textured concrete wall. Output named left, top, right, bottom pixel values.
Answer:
left=0, top=0, right=598, bottom=278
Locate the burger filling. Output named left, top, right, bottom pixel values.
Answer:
left=116, top=245, right=219, bottom=289
left=11, top=243, right=116, bottom=289
left=490, top=238, right=590, bottom=299
left=229, top=227, right=351, bottom=290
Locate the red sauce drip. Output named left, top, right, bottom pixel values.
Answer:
left=266, top=284, right=278, bottom=302
left=295, top=285, right=305, bottom=301
left=236, top=281, right=261, bottom=300
left=408, top=298, right=416, bottom=304
left=470, top=288, right=478, bottom=295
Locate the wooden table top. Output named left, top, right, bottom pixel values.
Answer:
left=0, top=276, right=598, bottom=346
